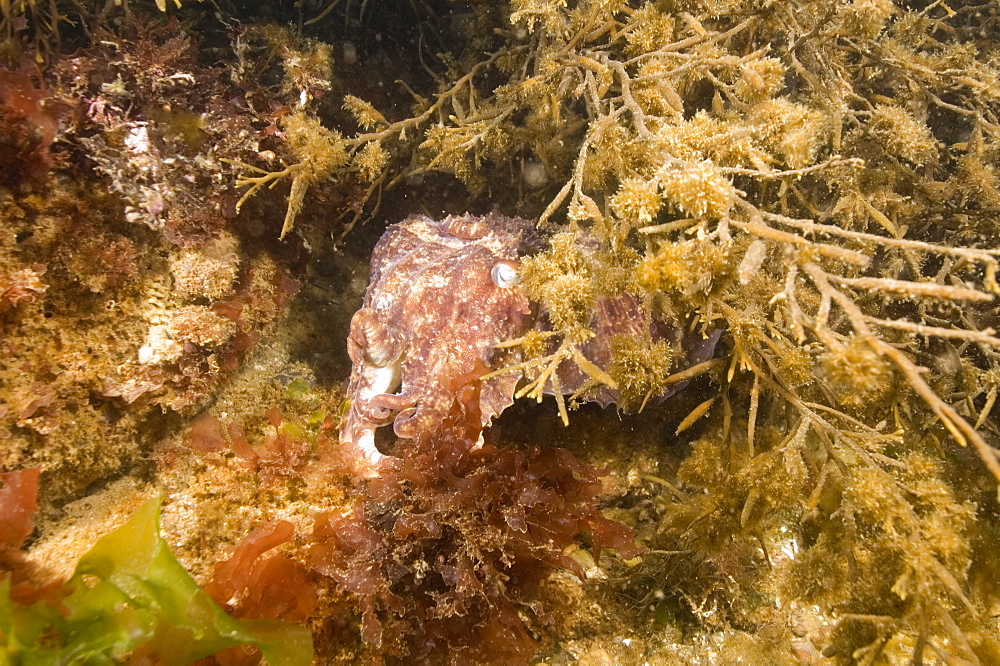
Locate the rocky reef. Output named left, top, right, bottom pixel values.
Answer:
left=2, top=0, right=1000, bottom=664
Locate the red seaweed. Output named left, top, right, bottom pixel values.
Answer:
left=205, top=520, right=315, bottom=623
left=0, top=466, right=39, bottom=552
left=187, top=412, right=228, bottom=454
left=0, top=67, right=62, bottom=183
left=308, top=377, right=645, bottom=664
left=0, top=466, right=67, bottom=606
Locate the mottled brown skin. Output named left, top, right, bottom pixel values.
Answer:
left=557, top=294, right=682, bottom=407
left=341, top=214, right=534, bottom=468
left=341, top=214, right=718, bottom=474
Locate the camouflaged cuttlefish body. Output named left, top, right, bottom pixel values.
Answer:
left=340, top=213, right=719, bottom=471
left=341, top=214, right=535, bottom=466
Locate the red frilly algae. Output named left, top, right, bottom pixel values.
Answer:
left=183, top=370, right=644, bottom=664
left=312, top=376, right=644, bottom=664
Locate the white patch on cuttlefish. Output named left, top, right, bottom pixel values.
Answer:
left=358, top=361, right=402, bottom=403
left=352, top=361, right=403, bottom=468
left=355, top=428, right=385, bottom=464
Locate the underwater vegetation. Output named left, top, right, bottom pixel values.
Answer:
left=1, top=0, right=1000, bottom=663
left=0, top=468, right=312, bottom=664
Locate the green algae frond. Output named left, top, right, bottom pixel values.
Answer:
left=1, top=498, right=313, bottom=664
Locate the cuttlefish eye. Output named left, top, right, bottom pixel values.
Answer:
left=491, top=260, right=520, bottom=288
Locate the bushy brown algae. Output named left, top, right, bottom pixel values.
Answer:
left=360, top=0, right=1000, bottom=661
left=2, top=0, right=1000, bottom=664
left=384, top=1, right=1000, bottom=663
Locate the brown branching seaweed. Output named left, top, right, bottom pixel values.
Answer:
left=397, top=0, right=1000, bottom=661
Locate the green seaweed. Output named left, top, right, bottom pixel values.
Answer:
left=0, top=498, right=313, bottom=665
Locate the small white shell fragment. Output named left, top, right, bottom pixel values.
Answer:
left=138, top=324, right=183, bottom=365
